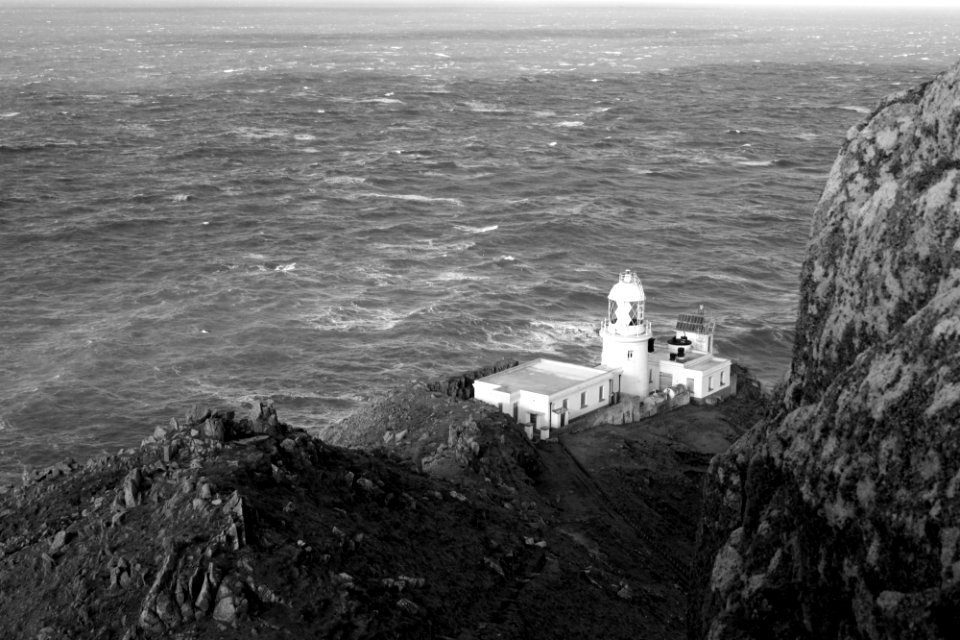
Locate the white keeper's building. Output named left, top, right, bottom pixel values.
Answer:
left=473, top=269, right=734, bottom=429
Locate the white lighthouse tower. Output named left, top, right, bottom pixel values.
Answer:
left=600, top=269, right=653, bottom=397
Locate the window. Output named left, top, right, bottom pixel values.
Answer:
left=498, top=403, right=503, bottom=413
left=599, top=385, right=605, bottom=401
left=580, top=392, right=587, bottom=408
left=708, top=376, right=714, bottom=391
left=529, top=413, right=538, bottom=427
left=720, top=371, right=726, bottom=386
left=562, top=399, right=568, bottom=410
left=649, top=369, right=653, bottom=383
left=627, top=350, right=634, bottom=360
left=513, top=403, right=518, bottom=420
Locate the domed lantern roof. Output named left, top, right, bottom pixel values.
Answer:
left=608, top=269, right=645, bottom=302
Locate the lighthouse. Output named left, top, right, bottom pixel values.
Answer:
left=600, top=269, right=653, bottom=397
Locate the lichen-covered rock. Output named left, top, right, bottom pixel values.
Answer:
left=691, top=61, right=960, bottom=639
left=328, top=364, right=544, bottom=488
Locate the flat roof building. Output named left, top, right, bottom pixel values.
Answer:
left=473, top=358, right=621, bottom=431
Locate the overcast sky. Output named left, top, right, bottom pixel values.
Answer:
left=11, top=0, right=960, bottom=9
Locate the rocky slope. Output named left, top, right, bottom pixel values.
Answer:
left=0, top=360, right=762, bottom=640
left=0, top=400, right=555, bottom=640
left=690, top=62, right=960, bottom=638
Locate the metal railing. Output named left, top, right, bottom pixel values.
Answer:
left=599, top=319, right=651, bottom=336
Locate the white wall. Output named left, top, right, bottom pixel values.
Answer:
left=657, top=359, right=732, bottom=399
left=601, top=334, right=650, bottom=397
left=474, top=371, right=619, bottom=429
left=473, top=382, right=512, bottom=411
left=516, top=391, right=551, bottom=428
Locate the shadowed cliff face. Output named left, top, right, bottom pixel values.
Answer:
left=692, top=62, right=960, bottom=639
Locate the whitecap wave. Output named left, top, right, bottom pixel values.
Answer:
left=455, top=224, right=498, bottom=234
left=432, top=271, right=488, bottom=282
left=839, top=105, right=870, bottom=114
left=0, top=112, right=20, bottom=118
left=323, top=176, right=366, bottom=185
left=307, top=303, right=409, bottom=332
left=361, top=98, right=404, bottom=104
left=555, top=121, right=584, bottom=128
left=736, top=159, right=774, bottom=167
left=486, top=320, right=601, bottom=356
left=294, top=133, right=317, bottom=141
left=359, top=193, right=463, bottom=206
left=372, top=239, right=475, bottom=259
left=274, top=262, right=296, bottom=273
left=171, top=193, right=191, bottom=202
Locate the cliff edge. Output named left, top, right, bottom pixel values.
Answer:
left=690, top=62, right=960, bottom=638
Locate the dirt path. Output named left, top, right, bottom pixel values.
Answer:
left=524, top=404, right=755, bottom=639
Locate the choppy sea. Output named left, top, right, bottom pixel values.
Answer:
left=1, top=5, right=958, bottom=480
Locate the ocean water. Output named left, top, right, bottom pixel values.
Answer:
left=1, top=5, right=958, bottom=480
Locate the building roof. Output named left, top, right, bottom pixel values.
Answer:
left=608, top=270, right=645, bottom=302
left=475, top=358, right=619, bottom=396
left=682, top=355, right=728, bottom=372
left=658, top=353, right=729, bottom=373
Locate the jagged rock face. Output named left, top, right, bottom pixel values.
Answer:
left=691, top=62, right=960, bottom=639
left=788, top=66, right=960, bottom=407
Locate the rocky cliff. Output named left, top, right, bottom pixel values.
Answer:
left=0, top=361, right=761, bottom=640
left=690, top=62, right=960, bottom=638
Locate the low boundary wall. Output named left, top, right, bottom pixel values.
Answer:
left=569, top=383, right=691, bottom=430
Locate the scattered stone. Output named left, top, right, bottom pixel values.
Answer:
left=187, top=405, right=211, bottom=426
left=123, top=468, right=143, bottom=509
left=202, top=417, right=225, bottom=441
left=212, top=582, right=238, bottom=625
left=396, top=598, right=421, bottom=615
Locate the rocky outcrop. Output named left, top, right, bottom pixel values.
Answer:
left=0, top=401, right=555, bottom=640
left=424, top=359, right=519, bottom=400
left=327, top=360, right=543, bottom=488
left=690, top=62, right=960, bottom=638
